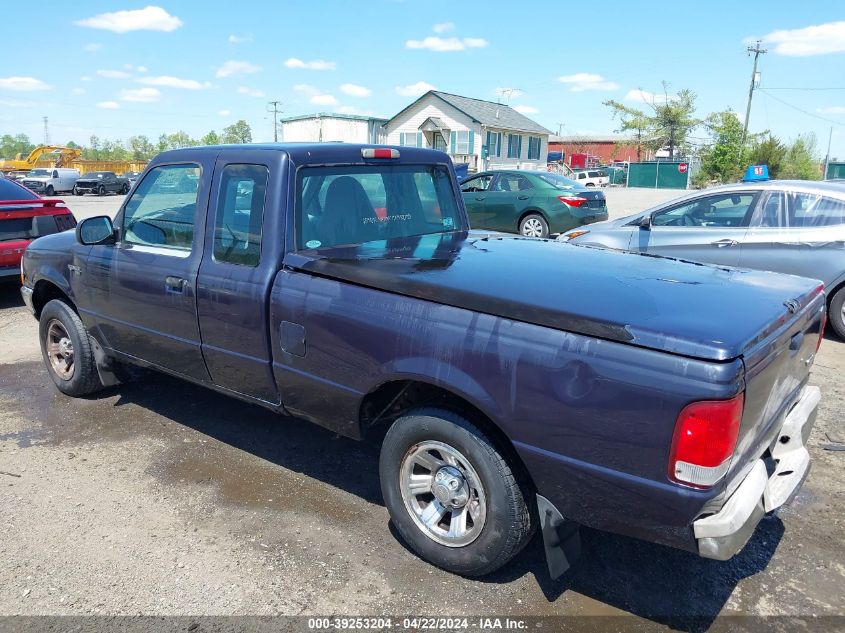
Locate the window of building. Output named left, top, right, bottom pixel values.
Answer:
left=527, top=136, right=541, bottom=160
left=122, top=164, right=200, bottom=251
left=401, top=132, right=420, bottom=147
left=486, top=131, right=501, bottom=158
left=507, top=134, right=522, bottom=159
left=455, top=130, right=470, bottom=154
left=212, top=164, right=268, bottom=267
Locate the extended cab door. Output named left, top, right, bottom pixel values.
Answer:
left=81, top=158, right=212, bottom=381
left=195, top=152, right=285, bottom=403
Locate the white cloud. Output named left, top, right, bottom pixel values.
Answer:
left=121, top=87, right=161, bottom=102
left=228, top=34, right=253, bottom=44
left=340, top=83, right=371, bottom=97
left=97, top=69, right=131, bottom=79
left=752, top=21, right=845, bottom=56
left=0, top=98, right=35, bottom=108
left=284, top=58, right=336, bottom=71
left=237, top=86, right=265, bottom=97
left=819, top=106, right=845, bottom=115
left=219, top=109, right=231, bottom=116
left=0, top=76, right=51, bottom=91
left=75, top=6, right=183, bottom=33
left=72, top=87, right=86, bottom=95
left=138, top=75, right=211, bottom=89
left=432, top=22, right=455, bottom=34
left=80, top=76, right=93, bottom=82
left=405, top=36, right=488, bottom=52
left=337, top=105, right=359, bottom=114
left=96, top=101, right=120, bottom=109
left=84, top=43, right=102, bottom=52
left=310, top=94, right=339, bottom=106
left=395, top=81, right=436, bottom=97
left=137, top=65, right=148, bottom=73
left=624, top=89, right=671, bottom=104
left=558, top=73, right=619, bottom=92
left=216, top=60, right=260, bottom=78
left=513, top=105, right=539, bottom=114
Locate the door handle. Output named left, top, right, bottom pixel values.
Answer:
left=711, top=239, right=738, bottom=248
left=165, top=276, right=188, bottom=291
left=475, top=196, right=486, bottom=201
left=517, top=195, right=529, bottom=200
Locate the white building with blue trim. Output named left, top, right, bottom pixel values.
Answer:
left=384, top=91, right=551, bottom=173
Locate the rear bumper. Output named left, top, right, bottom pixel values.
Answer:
left=693, top=385, right=819, bottom=560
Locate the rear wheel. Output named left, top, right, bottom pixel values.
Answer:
left=519, top=213, right=549, bottom=238
left=379, top=408, right=533, bottom=577
left=39, top=300, right=103, bottom=397
left=828, top=286, right=845, bottom=340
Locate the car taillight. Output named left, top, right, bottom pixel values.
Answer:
left=362, top=148, right=399, bottom=159
left=668, top=393, right=744, bottom=489
left=558, top=195, right=587, bottom=207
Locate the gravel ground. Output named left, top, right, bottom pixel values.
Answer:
left=1, top=187, right=843, bottom=629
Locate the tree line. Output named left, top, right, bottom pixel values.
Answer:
left=603, top=82, right=828, bottom=185
left=0, top=120, right=253, bottom=163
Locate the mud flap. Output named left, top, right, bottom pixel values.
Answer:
left=537, top=494, right=581, bottom=579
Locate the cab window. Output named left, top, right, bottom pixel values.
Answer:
left=122, top=164, right=201, bottom=251
left=213, top=164, right=268, bottom=266
left=297, top=164, right=460, bottom=249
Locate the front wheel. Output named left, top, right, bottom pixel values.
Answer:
left=45, top=185, right=55, bottom=196
left=121, top=183, right=130, bottom=194
left=97, top=185, right=106, bottom=196
left=72, top=186, right=81, bottom=195
left=519, top=213, right=549, bottom=238
left=828, top=286, right=845, bottom=340
left=379, top=409, right=533, bottom=577
left=39, top=300, right=104, bottom=397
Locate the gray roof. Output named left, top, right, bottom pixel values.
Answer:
left=280, top=112, right=388, bottom=123
left=391, top=91, right=552, bottom=135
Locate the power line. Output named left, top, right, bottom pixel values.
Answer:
left=758, top=89, right=845, bottom=127
left=761, top=87, right=845, bottom=91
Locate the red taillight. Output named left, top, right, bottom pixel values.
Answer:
left=558, top=195, right=588, bottom=207
left=669, top=393, right=744, bottom=489
left=362, top=148, right=399, bottom=159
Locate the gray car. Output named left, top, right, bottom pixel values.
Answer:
left=559, top=180, right=845, bottom=339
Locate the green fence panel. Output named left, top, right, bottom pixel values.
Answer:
left=826, top=162, right=845, bottom=180
left=627, top=162, right=689, bottom=189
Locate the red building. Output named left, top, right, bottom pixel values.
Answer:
left=548, top=134, right=653, bottom=166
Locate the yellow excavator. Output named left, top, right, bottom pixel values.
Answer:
left=0, top=145, right=83, bottom=175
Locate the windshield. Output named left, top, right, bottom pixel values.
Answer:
left=27, top=169, right=51, bottom=177
left=296, top=164, right=461, bottom=249
left=537, top=173, right=579, bottom=190
left=85, top=172, right=106, bottom=178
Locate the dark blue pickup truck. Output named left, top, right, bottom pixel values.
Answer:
left=20, top=144, right=824, bottom=578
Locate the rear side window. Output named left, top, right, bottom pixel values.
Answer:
left=788, top=192, right=845, bottom=227
left=296, top=164, right=460, bottom=249
left=213, top=164, right=268, bottom=267
left=123, top=164, right=200, bottom=251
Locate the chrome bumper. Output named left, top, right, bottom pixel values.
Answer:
left=20, top=284, right=35, bottom=314
left=693, top=385, right=820, bottom=560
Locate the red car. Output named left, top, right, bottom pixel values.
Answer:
left=0, top=177, right=76, bottom=283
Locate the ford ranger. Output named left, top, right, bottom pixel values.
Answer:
left=20, top=144, right=825, bottom=578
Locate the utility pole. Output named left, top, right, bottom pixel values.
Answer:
left=741, top=40, right=767, bottom=148
left=267, top=100, right=283, bottom=142
left=824, top=126, right=833, bottom=179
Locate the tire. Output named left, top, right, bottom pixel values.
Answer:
left=39, top=299, right=103, bottom=397
left=121, top=183, right=130, bottom=195
left=828, top=286, right=845, bottom=340
left=72, top=186, right=80, bottom=196
left=45, top=185, right=55, bottom=196
left=585, top=183, right=595, bottom=187
left=518, top=213, right=549, bottom=238
left=379, top=408, right=533, bottom=577
left=97, top=185, right=105, bottom=197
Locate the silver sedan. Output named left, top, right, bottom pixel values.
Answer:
left=559, top=180, right=845, bottom=339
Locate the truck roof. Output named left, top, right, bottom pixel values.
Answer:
left=153, top=143, right=450, bottom=165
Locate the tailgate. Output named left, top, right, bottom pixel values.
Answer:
left=578, top=189, right=607, bottom=211
left=725, top=286, right=826, bottom=495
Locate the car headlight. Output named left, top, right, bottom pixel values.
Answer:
left=561, top=230, right=590, bottom=241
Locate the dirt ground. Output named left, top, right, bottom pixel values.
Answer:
left=1, top=188, right=843, bottom=630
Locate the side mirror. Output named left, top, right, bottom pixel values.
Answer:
left=639, top=213, right=653, bottom=230
left=76, top=215, right=116, bottom=245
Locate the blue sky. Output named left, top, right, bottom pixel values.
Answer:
left=2, top=2, right=844, bottom=157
